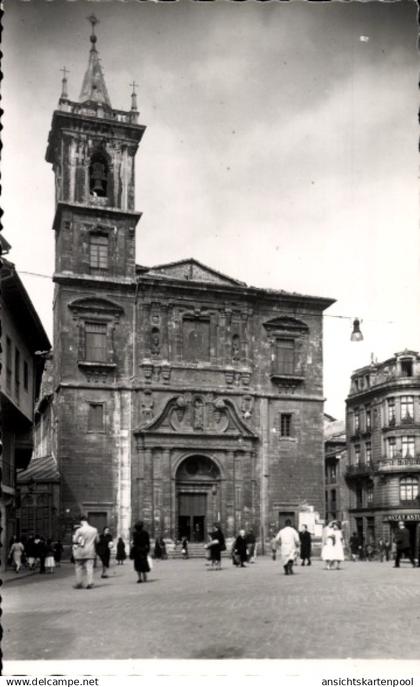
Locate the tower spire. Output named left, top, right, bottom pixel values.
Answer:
left=79, top=14, right=112, bottom=108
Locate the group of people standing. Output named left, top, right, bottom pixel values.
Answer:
left=349, top=523, right=420, bottom=567
left=271, top=522, right=312, bottom=573
left=273, top=519, right=345, bottom=575
left=8, top=535, right=64, bottom=574
left=72, top=515, right=150, bottom=588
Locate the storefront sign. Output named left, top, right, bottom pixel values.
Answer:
left=383, top=513, right=420, bottom=522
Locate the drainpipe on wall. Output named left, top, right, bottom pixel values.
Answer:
left=260, top=396, right=270, bottom=555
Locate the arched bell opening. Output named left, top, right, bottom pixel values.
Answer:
left=89, top=149, right=109, bottom=198
left=175, top=454, right=221, bottom=543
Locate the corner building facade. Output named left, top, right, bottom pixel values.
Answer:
left=47, top=26, right=334, bottom=545
left=346, top=351, right=420, bottom=557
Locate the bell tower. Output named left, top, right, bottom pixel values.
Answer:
left=45, top=16, right=145, bottom=540
left=46, top=15, right=145, bottom=280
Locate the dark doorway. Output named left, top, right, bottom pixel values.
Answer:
left=178, top=515, right=205, bottom=542
left=87, top=511, right=107, bottom=532
left=405, top=522, right=418, bottom=557
left=178, top=493, right=207, bottom=542
left=278, top=511, right=295, bottom=529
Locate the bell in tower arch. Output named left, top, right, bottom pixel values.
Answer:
left=89, top=151, right=108, bottom=198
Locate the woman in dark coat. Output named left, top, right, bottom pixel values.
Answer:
left=299, top=525, right=312, bottom=566
left=96, top=527, right=113, bottom=578
left=233, top=529, right=248, bottom=567
left=116, top=537, right=126, bottom=565
left=206, top=524, right=225, bottom=570
left=53, top=540, right=64, bottom=567
left=132, top=521, right=150, bottom=583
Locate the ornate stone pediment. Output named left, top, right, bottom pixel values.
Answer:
left=145, top=258, right=246, bottom=287
left=68, top=296, right=124, bottom=317
left=134, top=393, right=257, bottom=437
left=263, top=316, right=309, bottom=334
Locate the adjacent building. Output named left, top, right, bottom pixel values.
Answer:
left=346, top=350, right=420, bottom=557
left=0, top=235, right=51, bottom=569
left=324, top=414, right=348, bottom=528
left=45, top=20, right=334, bottom=547
left=17, top=354, right=60, bottom=541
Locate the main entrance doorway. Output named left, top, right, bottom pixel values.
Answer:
left=178, top=494, right=207, bottom=542
left=176, top=455, right=221, bottom=543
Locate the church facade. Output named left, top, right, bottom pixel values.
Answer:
left=46, top=20, right=334, bottom=546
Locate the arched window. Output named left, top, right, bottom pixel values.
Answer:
left=400, top=476, right=419, bottom=502
left=89, top=150, right=108, bottom=198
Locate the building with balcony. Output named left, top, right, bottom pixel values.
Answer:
left=0, top=235, right=51, bottom=569
left=345, top=350, right=420, bottom=557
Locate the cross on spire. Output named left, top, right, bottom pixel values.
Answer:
left=88, top=14, right=99, bottom=33
left=60, top=66, right=69, bottom=99
left=79, top=13, right=111, bottom=107
left=87, top=14, right=99, bottom=50
left=130, top=80, right=139, bottom=111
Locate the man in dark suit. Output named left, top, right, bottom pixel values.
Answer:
left=394, top=521, right=415, bottom=568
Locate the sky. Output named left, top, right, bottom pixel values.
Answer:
left=3, top=0, right=419, bottom=419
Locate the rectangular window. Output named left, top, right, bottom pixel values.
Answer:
left=90, top=234, right=109, bottom=270
left=23, top=361, right=29, bottom=391
left=365, top=442, right=372, bottom=464
left=401, top=436, right=415, bottom=458
left=401, top=359, right=413, bottom=377
left=182, top=318, right=210, bottom=363
left=400, top=477, right=419, bottom=502
left=400, top=396, right=414, bottom=422
left=330, top=488, right=336, bottom=506
left=88, top=403, right=104, bottom=432
left=327, top=463, right=337, bottom=483
left=387, top=398, right=395, bottom=425
left=280, top=413, right=292, bottom=437
left=387, top=437, right=396, bottom=459
left=85, top=322, right=108, bottom=362
left=356, top=486, right=363, bottom=509
left=367, top=484, right=373, bottom=504
left=354, top=409, right=360, bottom=432
left=365, top=407, right=371, bottom=431
left=355, top=445, right=361, bottom=465
left=6, top=336, right=12, bottom=392
left=15, top=347, right=20, bottom=401
left=275, top=339, right=295, bottom=375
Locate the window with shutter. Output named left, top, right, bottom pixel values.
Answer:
left=88, top=403, right=105, bottom=431
left=85, top=322, right=108, bottom=362
left=275, top=339, right=295, bottom=375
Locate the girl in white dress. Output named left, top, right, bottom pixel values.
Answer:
left=322, top=521, right=345, bottom=570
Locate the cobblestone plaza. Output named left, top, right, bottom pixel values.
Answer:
left=4, top=557, right=420, bottom=662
